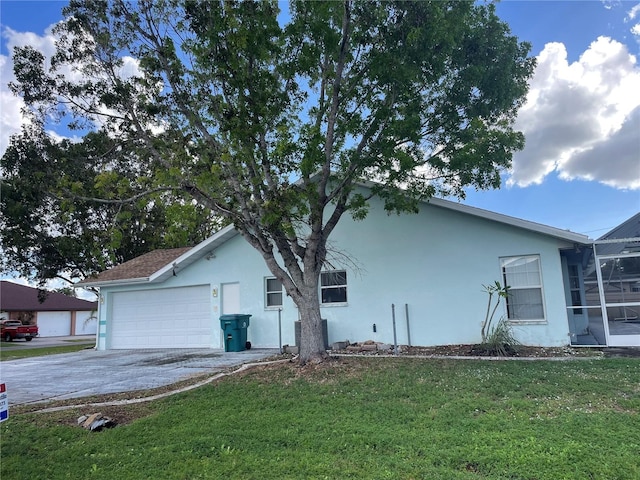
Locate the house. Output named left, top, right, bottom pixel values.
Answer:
left=0, top=281, right=98, bottom=337
left=78, top=186, right=639, bottom=351
left=562, top=213, right=640, bottom=347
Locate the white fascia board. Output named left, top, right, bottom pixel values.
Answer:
left=149, top=224, right=239, bottom=282
left=425, top=198, right=592, bottom=244
left=594, top=237, right=640, bottom=244
left=76, top=277, right=150, bottom=288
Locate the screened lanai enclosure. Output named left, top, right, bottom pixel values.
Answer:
left=562, top=213, right=640, bottom=347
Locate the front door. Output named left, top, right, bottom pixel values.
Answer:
left=221, top=283, right=240, bottom=315
left=562, top=248, right=606, bottom=346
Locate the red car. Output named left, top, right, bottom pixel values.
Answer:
left=1, top=320, right=38, bottom=342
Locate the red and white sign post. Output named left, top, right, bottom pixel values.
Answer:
left=0, top=383, right=8, bottom=422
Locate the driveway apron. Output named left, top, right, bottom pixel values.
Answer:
left=0, top=348, right=277, bottom=405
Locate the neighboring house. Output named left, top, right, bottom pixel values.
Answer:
left=79, top=185, right=638, bottom=351
left=0, top=281, right=98, bottom=337
left=563, top=213, right=640, bottom=347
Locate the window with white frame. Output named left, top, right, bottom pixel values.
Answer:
left=500, top=255, right=545, bottom=321
left=265, top=277, right=283, bottom=308
left=321, top=270, right=347, bottom=304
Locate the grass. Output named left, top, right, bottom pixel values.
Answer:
left=0, top=343, right=93, bottom=361
left=2, top=357, right=639, bottom=479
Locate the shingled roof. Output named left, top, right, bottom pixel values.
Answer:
left=595, top=212, right=640, bottom=255
left=78, top=247, right=193, bottom=285
left=598, top=212, right=640, bottom=241
left=0, top=281, right=98, bottom=311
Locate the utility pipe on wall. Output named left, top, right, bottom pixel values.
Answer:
left=392, top=304, right=398, bottom=355
left=405, top=303, right=411, bottom=347
left=278, top=308, right=282, bottom=354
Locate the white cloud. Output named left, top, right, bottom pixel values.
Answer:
left=0, top=23, right=148, bottom=159
left=508, top=37, right=640, bottom=190
left=627, top=3, right=640, bottom=20
left=0, top=25, right=59, bottom=158
left=560, top=106, right=640, bottom=188
left=628, top=3, right=640, bottom=42
left=46, top=129, right=83, bottom=145
left=0, top=84, right=26, bottom=156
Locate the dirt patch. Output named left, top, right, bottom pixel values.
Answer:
left=403, top=344, right=604, bottom=358
left=331, top=343, right=608, bottom=358
left=602, top=347, right=640, bottom=358
left=138, top=352, right=222, bottom=366
left=335, top=344, right=640, bottom=359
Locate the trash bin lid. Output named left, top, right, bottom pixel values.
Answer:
left=219, top=314, right=252, bottom=320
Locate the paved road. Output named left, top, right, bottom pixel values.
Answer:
left=0, top=347, right=278, bottom=405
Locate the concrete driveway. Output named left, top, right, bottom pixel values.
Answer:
left=0, top=347, right=278, bottom=405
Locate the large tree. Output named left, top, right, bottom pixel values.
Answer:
left=1, top=127, right=218, bottom=288
left=7, top=0, right=534, bottom=363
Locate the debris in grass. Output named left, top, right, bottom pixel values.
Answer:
left=334, top=341, right=396, bottom=354
left=282, top=344, right=299, bottom=354
left=77, top=412, right=117, bottom=431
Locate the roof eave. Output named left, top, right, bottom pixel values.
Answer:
left=78, top=225, right=240, bottom=288
left=76, top=277, right=151, bottom=288
left=352, top=179, right=592, bottom=243
left=425, top=197, right=592, bottom=244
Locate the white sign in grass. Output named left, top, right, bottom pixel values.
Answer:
left=0, top=383, right=8, bottom=422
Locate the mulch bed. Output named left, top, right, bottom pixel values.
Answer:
left=331, top=343, right=612, bottom=358
left=403, top=344, right=601, bottom=358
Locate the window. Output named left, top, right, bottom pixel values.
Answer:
left=568, top=264, right=583, bottom=314
left=501, top=255, right=545, bottom=321
left=321, top=270, right=347, bottom=304
left=265, top=277, right=283, bottom=308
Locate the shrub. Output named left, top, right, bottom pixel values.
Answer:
left=479, top=281, right=521, bottom=356
left=480, top=317, right=521, bottom=356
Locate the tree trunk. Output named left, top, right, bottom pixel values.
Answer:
left=297, top=280, right=329, bottom=365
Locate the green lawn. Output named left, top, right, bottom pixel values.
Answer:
left=2, top=357, right=639, bottom=479
left=0, top=343, right=93, bottom=361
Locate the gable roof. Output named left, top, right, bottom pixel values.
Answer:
left=77, top=246, right=193, bottom=287
left=593, top=212, right=640, bottom=255
left=0, top=281, right=98, bottom=312
left=425, top=197, right=590, bottom=244
left=353, top=178, right=590, bottom=244
left=77, top=195, right=592, bottom=289
left=598, top=212, right=640, bottom=241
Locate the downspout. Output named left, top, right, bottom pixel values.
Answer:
left=94, top=289, right=102, bottom=350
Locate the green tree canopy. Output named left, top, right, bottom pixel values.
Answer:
left=1, top=127, right=218, bottom=289
left=4, top=0, right=535, bottom=362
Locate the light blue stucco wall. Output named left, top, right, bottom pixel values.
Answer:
left=96, top=193, right=575, bottom=350
left=321, top=195, right=573, bottom=347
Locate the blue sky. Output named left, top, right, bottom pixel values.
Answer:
left=1, top=0, right=639, bottom=239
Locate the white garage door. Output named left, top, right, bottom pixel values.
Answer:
left=110, top=285, right=212, bottom=349
left=37, top=312, right=72, bottom=337
left=76, top=311, right=98, bottom=335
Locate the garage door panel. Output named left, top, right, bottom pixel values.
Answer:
left=37, top=312, right=72, bottom=337
left=110, top=285, right=212, bottom=349
left=76, top=312, right=98, bottom=335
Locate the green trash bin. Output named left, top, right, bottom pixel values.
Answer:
left=219, top=314, right=251, bottom=352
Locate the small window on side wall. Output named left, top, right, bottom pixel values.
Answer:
left=500, top=255, right=545, bottom=321
left=265, top=277, right=283, bottom=308
left=321, top=270, right=347, bottom=304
